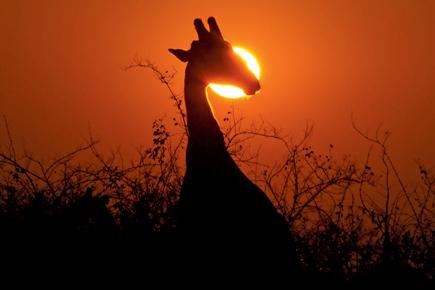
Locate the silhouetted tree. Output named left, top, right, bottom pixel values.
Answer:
left=0, top=54, right=432, bottom=287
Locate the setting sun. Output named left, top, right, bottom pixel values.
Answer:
left=209, top=47, right=261, bottom=99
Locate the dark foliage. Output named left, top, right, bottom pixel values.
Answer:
left=0, top=66, right=433, bottom=287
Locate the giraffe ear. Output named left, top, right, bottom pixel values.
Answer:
left=168, top=48, right=190, bottom=62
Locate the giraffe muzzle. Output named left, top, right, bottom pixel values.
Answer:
left=244, top=81, right=261, bottom=96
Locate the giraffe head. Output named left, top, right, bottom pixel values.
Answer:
left=169, top=17, right=261, bottom=95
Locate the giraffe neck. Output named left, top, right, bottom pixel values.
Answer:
left=184, top=65, right=223, bottom=145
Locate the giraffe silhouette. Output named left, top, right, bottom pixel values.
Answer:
left=169, top=17, right=297, bottom=280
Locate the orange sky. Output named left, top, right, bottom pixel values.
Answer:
left=1, top=0, right=434, bottom=181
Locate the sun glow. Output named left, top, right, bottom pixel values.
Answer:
left=209, top=47, right=260, bottom=99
